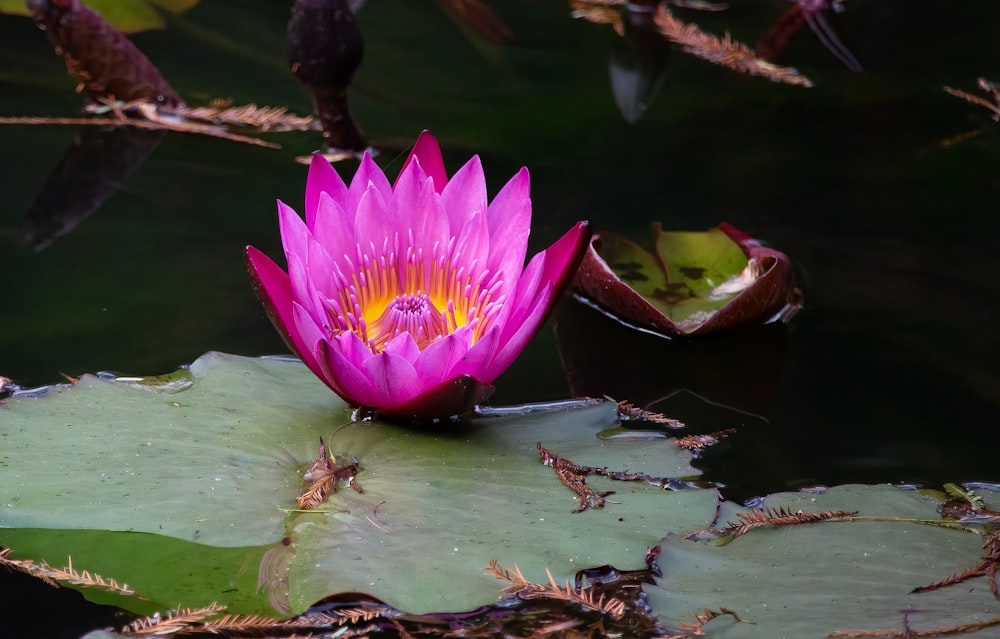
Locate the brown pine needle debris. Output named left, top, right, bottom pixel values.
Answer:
left=485, top=560, right=627, bottom=618
left=569, top=0, right=626, bottom=36
left=0, top=97, right=318, bottom=149
left=617, top=400, right=685, bottom=427
left=122, top=603, right=227, bottom=636
left=912, top=526, right=1000, bottom=600
left=652, top=5, right=813, bottom=87
left=698, top=506, right=856, bottom=540
left=828, top=616, right=1000, bottom=638
left=674, top=428, right=737, bottom=452
left=677, top=607, right=755, bottom=634
left=296, top=437, right=363, bottom=510
left=0, top=548, right=136, bottom=597
left=538, top=443, right=616, bottom=513
left=120, top=602, right=390, bottom=637
left=944, top=78, right=1000, bottom=121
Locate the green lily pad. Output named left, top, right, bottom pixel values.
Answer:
left=0, top=528, right=274, bottom=616
left=649, top=484, right=1000, bottom=637
left=0, top=0, right=199, bottom=33
left=0, top=352, right=717, bottom=615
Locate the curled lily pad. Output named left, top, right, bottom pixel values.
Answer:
left=572, top=222, right=802, bottom=336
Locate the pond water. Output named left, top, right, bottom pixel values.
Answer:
left=1, top=0, right=999, bottom=634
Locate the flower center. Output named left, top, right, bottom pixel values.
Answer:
left=367, top=292, right=449, bottom=351
left=324, top=238, right=506, bottom=355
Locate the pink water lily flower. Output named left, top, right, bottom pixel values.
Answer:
left=246, top=132, right=591, bottom=420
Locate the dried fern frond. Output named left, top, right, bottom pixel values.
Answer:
left=913, top=526, right=1000, bottom=600
left=677, top=607, right=754, bottom=634
left=617, top=400, right=685, bottom=427
left=485, top=560, right=626, bottom=618
left=721, top=506, right=857, bottom=539
left=652, top=6, right=812, bottom=87
left=296, top=438, right=363, bottom=510
left=1, top=96, right=317, bottom=149
left=944, top=81, right=1000, bottom=120
left=0, top=549, right=136, bottom=596
left=674, top=429, right=736, bottom=452
left=569, top=0, right=625, bottom=36
left=829, top=616, right=1000, bottom=638
left=123, top=602, right=226, bottom=636
left=161, top=103, right=318, bottom=132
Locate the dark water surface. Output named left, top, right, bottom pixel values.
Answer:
left=1, top=1, right=999, bottom=632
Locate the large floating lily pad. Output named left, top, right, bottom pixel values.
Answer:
left=0, top=352, right=717, bottom=615
left=650, top=484, right=1000, bottom=637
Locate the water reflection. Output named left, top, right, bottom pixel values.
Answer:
left=20, top=126, right=163, bottom=250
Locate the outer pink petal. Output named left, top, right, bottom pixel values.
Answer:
left=480, top=282, right=554, bottom=381
left=450, top=326, right=500, bottom=381
left=291, top=302, right=340, bottom=388
left=337, top=329, right=376, bottom=368
left=277, top=200, right=309, bottom=267
left=305, top=154, right=349, bottom=231
left=398, top=130, right=448, bottom=194
left=317, top=339, right=381, bottom=408
left=485, top=167, right=531, bottom=291
left=246, top=246, right=332, bottom=393
left=411, top=327, right=474, bottom=386
left=375, top=375, right=493, bottom=420
left=482, top=221, right=592, bottom=380
left=441, top=155, right=488, bottom=238
left=360, top=351, right=421, bottom=408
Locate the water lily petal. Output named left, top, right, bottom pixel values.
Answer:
left=278, top=200, right=310, bottom=268
left=484, top=221, right=592, bottom=379
left=392, top=159, right=450, bottom=265
left=383, top=332, right=421, bottom=362
left=337, top=329, right=376, bottom=368
left=312, top=192, right=356, bottom=271
left=399, top=130, right=448, bottom=194
left=354, top=183, right=393, bottom=257
left=441, top=155, right=488, bottom=238
left=376, top=375, right=493, bottom=419
left=305, top=154, right=349, bottom=231
left=451, top=209, right=489, bottom=282
left=242, top=248, right=326, bottom=393
left=245, top=245, right=297, bottom=351
left=412, top=327, right=473, bottom=385
left=485, top=166, right=531, bottom=288
left=360, top=351, right=421, bottom=408
left=317, top=338, right=381, bottom=408
left=348, top=152, right=392, bottom=214
left=452, top=326, right=500, bottom=381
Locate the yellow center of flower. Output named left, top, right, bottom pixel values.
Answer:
left=327, top=241, right=502, bottom=354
